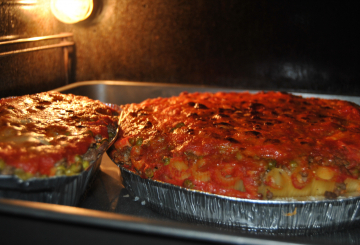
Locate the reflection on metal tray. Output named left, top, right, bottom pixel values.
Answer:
left=2, top=81, right=360, bottom=245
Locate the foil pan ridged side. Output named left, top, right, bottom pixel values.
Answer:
left=0, top=154, right=102, bottom=206
left=120, top=167, right=360, bottom=233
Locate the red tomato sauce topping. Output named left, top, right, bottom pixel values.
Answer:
left=0, top=92, right=119, bottom=176
left=110, top=91, right=360, bottom=199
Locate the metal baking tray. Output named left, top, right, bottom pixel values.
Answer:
left=1, top=81, right=360, bottom=245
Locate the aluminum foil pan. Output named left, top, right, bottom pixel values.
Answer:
left=118, top=166, right=360, bottom=234
left=0, top=103, right=120, bottom=206
left=0, top=156, right=102, bottom=206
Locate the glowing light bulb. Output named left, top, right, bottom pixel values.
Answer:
left=51, top=0, right=93, bottom=24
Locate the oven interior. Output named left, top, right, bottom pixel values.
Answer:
left=1, top=0, right=359, bottom=98
left=1, top=1, right=360, bottom=245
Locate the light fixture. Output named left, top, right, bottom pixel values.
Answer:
left=51, top=0, right=93, bottom=24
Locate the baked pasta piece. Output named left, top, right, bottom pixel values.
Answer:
left=109, top=91, right=360, bottom=200
left=0, top=91, right=119, bottom=180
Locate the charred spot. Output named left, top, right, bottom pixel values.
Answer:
left=129, top=112, right=137, bottom=117
left=35, top=105, right=46, bottom=110
left=264, top=122, right=273, bottom=126
left=186, top=128, right=195, bottom=135
left=233, top=111, right=244, bottom=117
left=194, top=103, right=208, bottom=109
left=271, top=111, right=279, bottom=116
left=318, top=114, right=328, bottom=118
left=75, top=125, right=86, bottom=128
left=245, top=131, right=262, bottom=137
left=219, top=108, right=235, bottom=114
left=283, top=114, right=294, bottom=119
left=187, top=102, right=196, bottom=107
left=253, top=125, right=262, bottom=130
left=187, top=112, right=199, bottom=118
left=214, top=122, right=234, bottom=130
left=96, top=107, right=112, bottom=115
left=216, top=122, right=232, bottom=126
left=251, top=115, right=262, bottom=120
left=38, top=100, right=52, bottom=105
left=134, top=108, right=151, bottom=116
left=264, top=139, right=280, bottom=144
left=249, top=103, right=265, bottom=111
left=225, top=137, right=239, bottom=143
left=69, top=116, right=81, bottom=122
left=142, top=121, right=153, bottom=129
left=300, top=141, right=309, bottom=145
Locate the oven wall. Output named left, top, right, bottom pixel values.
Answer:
left=1, top=0, right=359, bottom=97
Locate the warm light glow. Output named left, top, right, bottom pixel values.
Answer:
left=51, top=0, right=93, bottom=24
left=19, top=0, right=37, bottom=3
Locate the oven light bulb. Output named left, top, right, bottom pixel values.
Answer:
left=51, top=0, right=93, bottom=24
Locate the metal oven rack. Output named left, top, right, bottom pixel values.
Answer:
left=0, top=32, right=74, bottom=84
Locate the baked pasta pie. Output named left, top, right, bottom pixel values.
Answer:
left=109, top=91, right=360, bottom=200
left=0, top=91, right=119, bottom=180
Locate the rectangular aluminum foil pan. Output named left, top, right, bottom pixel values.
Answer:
left=0, top=103, right=120, bottom=206
left=117, top=166, right=360, bottom=234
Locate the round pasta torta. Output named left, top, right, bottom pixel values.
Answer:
left=0, top=91, right=119, bottom=180
left=109, top=91, right=360, bottom=200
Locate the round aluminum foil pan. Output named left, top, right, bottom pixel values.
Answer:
left=0, top=156, right=102, bottom=206
left=118, top=166, right=360, bottom=234
left=0, top=103, right=120, bottom=206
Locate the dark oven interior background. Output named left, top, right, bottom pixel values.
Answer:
left=0, top=0, right=359, bottom=98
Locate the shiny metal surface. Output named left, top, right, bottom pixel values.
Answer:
left=55, top=80, right=360, bottom=105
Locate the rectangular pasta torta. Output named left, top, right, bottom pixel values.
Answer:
left=109, top=91, right=360, bottom=200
